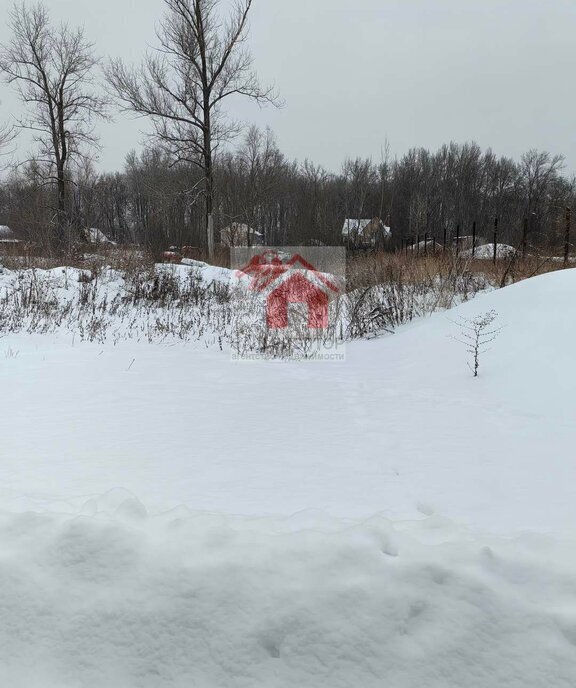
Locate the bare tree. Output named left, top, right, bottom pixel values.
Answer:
left=106, top=0, right=279, bottom=259
left=520, top=150, right=564, bottom=242
left=0, top=2, right=107, bottom=248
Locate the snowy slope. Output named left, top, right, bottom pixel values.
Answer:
left=0, top=267, right=573, bottom=532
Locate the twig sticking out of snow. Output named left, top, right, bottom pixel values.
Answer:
left=451, top=310, right=502, bottom=377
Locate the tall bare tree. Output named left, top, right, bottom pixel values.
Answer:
left=0, top=2, right=107, bottom=248
left=107, top=0, right=278, bottom=259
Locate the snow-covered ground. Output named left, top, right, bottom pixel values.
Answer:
left=462, top=242, right=518, bottom=259
left=3, top=507, right=576, bottom=687
left=0, top=266, right=571, bottom=531
left=1, top=266, right=576, bottom=685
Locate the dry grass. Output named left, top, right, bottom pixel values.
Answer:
left=347, top=248, right=569, bottom=292
left=0, top=244, right=571, bottom=357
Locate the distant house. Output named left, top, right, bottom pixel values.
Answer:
left=80, top=227, right=116, bottom=245
left=0, top=225, right=19, bottom=242
left=0, top=225, right=21, bottom=248
left=341, top=218, right=391, bottom=248
left=220, top=223, right=264, bottom=247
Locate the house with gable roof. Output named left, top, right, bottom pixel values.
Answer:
left=341, top=218, right=391, bottom=248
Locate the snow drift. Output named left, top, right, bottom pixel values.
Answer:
left=2, top=497, right=576, bottom=688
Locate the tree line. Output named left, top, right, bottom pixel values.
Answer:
left=0, top=1, right=574, bottom=256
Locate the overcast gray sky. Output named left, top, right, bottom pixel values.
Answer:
left=1, top=0, right=576, bottom=173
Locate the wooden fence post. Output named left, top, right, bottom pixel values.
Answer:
left=493, top=217, right=498, bottom=264
left=565, top=207, right=571, bottom=266
left=522, top=217, right=528, bottom=259
left=472, top=221, right=477, bottom=257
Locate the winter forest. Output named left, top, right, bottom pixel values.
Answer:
left=0, top=1, right=573, bottom=256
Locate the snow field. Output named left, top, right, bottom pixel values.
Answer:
left=1, top=266, right=576, bottom=685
